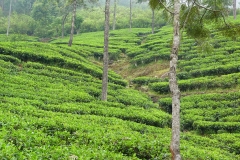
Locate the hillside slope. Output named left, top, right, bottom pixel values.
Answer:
left=0, top=25, right=239, bottom=159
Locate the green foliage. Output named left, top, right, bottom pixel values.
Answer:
left=151, top=72, right=240, bottom=93
left=0, top=42, right=127, bottom=86
left=52, top=28, right=152, bottom=62
left=159, top=92, right=240, bottom=134
left=132, top=76, right=167, bottom=85
left=0, top=105, right=171, bottom=159
left=119, top=6, right=165, bottom=29
left=0, top=16, right=6, bottom=34
left=0, top=0, right=168, bottom=38
left=219, top=22, right=240, bottom=40
left=210, top=133, right=240, bottom=154
left=114, top=89, right=158, bottom=108
left=116, top=25, right=173, bottom=66
left=0, top=54, right=21, bottom=64
left=1, top=22, right=240, bottom=158
left=0, top=34, right=39, bottom=42
left=10, top=13, right=36, bottom=35
left=0, top=50, right=173, bottom=158
left=193, top=121, right=240, bottom=134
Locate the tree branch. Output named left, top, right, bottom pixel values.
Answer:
left=195, top=2, right=229, bottom=27
left=220, top=12, right=229, bottom=27
left=200, top=8, right=207, bottom=24
left=158, top=0, right=174, bottom=14
left=195, top=2, right=221, bottom=12
left=181, top=0, right=197, bottom=30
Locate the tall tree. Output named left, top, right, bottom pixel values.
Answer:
left=31, top=0, right=59, bottom=37
left=169, top=1, right=181, bottom=159
left=68, top=0, right=77, bottom=46
left=112, top=0, right=117, bottom=30
left=58, top=1, right=70, bottom=38
left=101, top=0, right=110, bottom=101
left=62, top=12, right=69, bottom=37
left=137, top=0, right=155, bottom=33
left=68, top=0, right=98, bottom=45
left=233, top=0, right=236, bottom=19
left=6, top=0, right=12, bottom=36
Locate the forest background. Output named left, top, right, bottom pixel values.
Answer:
left=0, top=0, right=239, bottom=39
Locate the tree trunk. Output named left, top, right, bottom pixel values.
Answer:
left=101, top=0, right=110, bottom=101
left=169, top=0, right=181, bottom=159
left=233, top=0, right=236, bottom=19
left=112, top=0, right=117, bottom=30
left=68, top=0, right=77, bottom=47
left=6, top=0, right=12, bottom=36
left=151, top=9, right=155, bottom=34
left=62, top=13, right=69, bottom=38
left=129, top=0, right=132, bottom=31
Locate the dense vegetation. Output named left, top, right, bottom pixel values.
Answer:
left=1, top=0, right=240, bottom=156
left=0, top=14, right=240, bottom=158
left=0, top=0, right=165, bottom=38
left=1, top=0, right=238, bottom=38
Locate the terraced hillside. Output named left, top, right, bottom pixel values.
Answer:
left=129, top=24, right=240, bottom=136
left=0, top=24, right=239, bottom=159
left=130, top=20, right=240, bottom=158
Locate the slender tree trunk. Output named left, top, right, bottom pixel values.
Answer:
left=68, top=0, right=77, bottom=47
left=151, top=9, right=155, bottom=34
left=101, top=0, right=110, bottom=101
left=129, top=0, right=132, bottom=31
left=169, top=0, right=181, bottom=159
left=6, top=0, right=12, bottom=36
left=62, top=13, right=69, bottom=38
left=112, top=0, right=117, bottom=30
left=233, top=0, right=236, bottom=19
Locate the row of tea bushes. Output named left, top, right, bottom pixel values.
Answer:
left=1, top=28, right=240, bottom=158
left=177, top=63, right=240, bottom=79
left=0, top=47, right=160, bottom=109
left=150, top=72, right=240, bottom=94
left=209, top=133, right=240, bottom=154
left=0, top=42, right=127, bottom=86
left=52, top=28, right=152, bottom=61
left=0, top=63, right=154, bottom=109
left=178, top=52, right=240, bottom=71
left=130, top=50, right=170, bottom=65
left=193, top=121, right=240, bottom=134
left=0, top=103, right=170, bottom=159
left=159, top=91, right=240, bottom=134
left=1, top=99, right=239, bottom=159
left=159, top=92, right=240, bottom=111
left=132, top=76, right=168, bottom=85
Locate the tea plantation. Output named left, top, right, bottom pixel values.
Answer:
left=0, top=23, right=239, bottom=159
